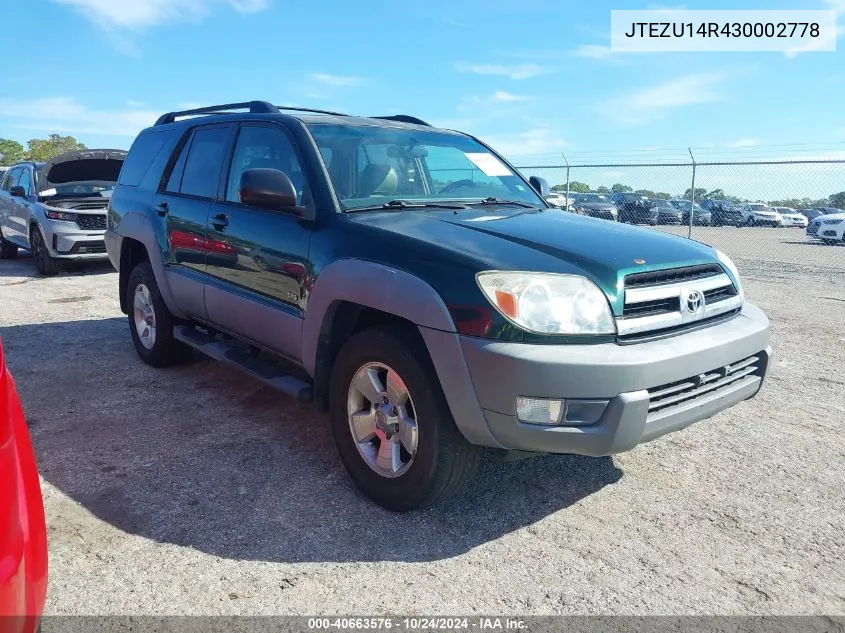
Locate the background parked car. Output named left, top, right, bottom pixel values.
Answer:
left=739, top=203, right=783, bottom=227
left=612, top=192, right=658, bottom=224
left=771, top=207, right=808, bottom=228
left=571, top=193, right=618, bottom=221
left=0, top=339, right=48, bottom=632
left=807, top=211, right=845, bottom=244
left=544, top=192, right=574, bottom=210
left=652, top=202, right=682, bottom=224
left=668, top=199, right=711, bottom=226
left=700, top=199, right=744, bottom=226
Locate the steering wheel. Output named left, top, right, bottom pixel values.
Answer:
left=438, top=179, right=478, bottom=195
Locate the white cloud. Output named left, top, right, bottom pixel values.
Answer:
left=310, top=73, right=368, bottom=87
left=575, top=45, right=615, bottom=60
left=601, top=72, right=731, bottom=125
left=0, top=97, right=159, bottom=138
left=454, top=61, right=551, bottom=80
left=53, top=0, right=269, bottom=30
left=726, top=138, right=760, bottom=148
left=785, top=0, right=844, bottom=57
left=480, top=128, right=570, bottom=159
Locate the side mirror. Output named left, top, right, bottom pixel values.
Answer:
left=9, top=186, right=25, bottom=198
left=239, top=168, right=301, bottom=215
left=528, top=176, right=550, bottom=198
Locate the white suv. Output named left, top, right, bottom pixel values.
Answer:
left=740, top=203, right=783, bottom=227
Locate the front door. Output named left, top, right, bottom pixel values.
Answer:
left=156, top=123, right=235, bottom=319
left=12, top=167, right=36, bottom=245
left=204, top=122, right=313, bottom=362
left=0, top=167, right=22, bottom=243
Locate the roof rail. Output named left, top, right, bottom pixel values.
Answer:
left=373, top=115, right=431, bottom=126
left=154, top=101, right=279, bottom=126
left=274, top=105, right=349, bottom=117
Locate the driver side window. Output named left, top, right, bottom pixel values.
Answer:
left=226, top=125, right=309, bottom=206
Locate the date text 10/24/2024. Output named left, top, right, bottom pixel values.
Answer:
left=307, top=618, right=526, bottom=630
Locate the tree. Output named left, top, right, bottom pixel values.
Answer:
left=828, top=191, right=845, bottom=209
left=595, top=186, right=611, bottom=194
left=611, top=183, right=632, bottom=193
left=25, top=134, right=86, bottom=162
left=552, top=181, right=590, bottom=193
left=683, top=188, right=708, bottom=200
left=0, top=138, right=26, bottom=165
left=635, top=189, right=671, bottom=200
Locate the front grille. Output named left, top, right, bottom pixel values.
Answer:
left=75, top=214, right=107, bottom=231
left=623, top=297, right=679, bottom=317
left=647, top=354, right=761, bottom=415
left=703, top=285, right=738, bottom=304
left=625, top=264, right=722, bottom=288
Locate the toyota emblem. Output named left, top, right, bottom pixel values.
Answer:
left=686, top=290, right=704, bottom=313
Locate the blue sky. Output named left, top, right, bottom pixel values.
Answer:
left=1, top=0, right=844, bottom=198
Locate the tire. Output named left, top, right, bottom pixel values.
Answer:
left=126, top=261, right=192, bottom=367
left=0, top=227, right=18, bottom=259
left=329, top=325, right=483, bottom=511
left=30, top=225, right=60, bottom=276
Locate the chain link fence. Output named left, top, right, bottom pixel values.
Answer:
left=516, top=160, right=845, bottom=278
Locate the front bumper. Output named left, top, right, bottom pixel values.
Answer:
left=43, top=222, right=108, bottom=260
left=458, top=303, right=771, bottom=456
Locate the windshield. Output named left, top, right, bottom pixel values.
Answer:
left=306, top=124, right=545, bottom=209
left=748, top=204, right=769, bottom=212
left=578, top=193, right=608, bottom=203
left=671, top=200, right=703, bottom=211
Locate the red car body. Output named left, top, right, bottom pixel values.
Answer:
left=0, top=340, right=47, bottom=632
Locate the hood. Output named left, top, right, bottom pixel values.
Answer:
left=348, top=207, right=718, bottom=312
left=38, top=149, right=126, bottom=193
left=820, top=212, right=845, bottom=221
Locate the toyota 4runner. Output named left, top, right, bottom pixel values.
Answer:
left=106, top=101, right=771, bottom=511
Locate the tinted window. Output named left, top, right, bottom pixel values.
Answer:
left=2, top=167, right=20, bottom=191
left=165, top=135, right=191, bottom=193
left=179, top=126, right=231, bottom=199
left=226, top=125, right=308, bottom=205
left=17, top=168, right=33, bottom=196
left=119, top=131, right=170, bottom=186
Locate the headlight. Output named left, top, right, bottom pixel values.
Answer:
left=715, top=249, right=743, bottom=298
left=45, top=210, right=77, bottom=222
left=476, top=271, right=615, bottom=335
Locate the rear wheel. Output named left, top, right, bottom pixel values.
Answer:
left=329, top=325, right=483, bottom=511
left=126, top=261, right=192, bottom=367
left=30, top=226, right=60, bottom=276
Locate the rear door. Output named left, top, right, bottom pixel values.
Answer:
left=203, top=121, right=313, bottom=361
left=156, top=123, right=235, bottom=319
left=0, top=168, right=21, bottom=242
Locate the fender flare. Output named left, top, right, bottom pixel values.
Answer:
left=301, top=259, right=456, bottom=376
left=116, top=212, right=187, bottom=319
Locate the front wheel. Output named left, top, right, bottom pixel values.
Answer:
left=30, top=226, right=60, bottom=276
left=126, top=261, right=192, bottom=367
left=329, top=326, right=483, bottom=511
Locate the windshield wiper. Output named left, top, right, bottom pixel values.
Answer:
left=345, top=199, right=468, bottom=212
left=464, top=197, right=538, bottom=209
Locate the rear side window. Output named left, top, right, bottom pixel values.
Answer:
left=119, top=131, right=171, bottom=186
left=179, top=127, right=231, bottom=199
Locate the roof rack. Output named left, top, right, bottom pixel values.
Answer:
left=373, top=115, right=431, bottom=126
left=154, top=101, right=279, bottom=126
left=274, top=105, right=349, bottom=117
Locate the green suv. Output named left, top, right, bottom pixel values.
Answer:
left=106, top=101, right=771, bottom=510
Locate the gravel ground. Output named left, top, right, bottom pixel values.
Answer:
left=0, top=228, right=843, bottom=616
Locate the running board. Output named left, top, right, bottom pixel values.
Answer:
left=173, top=325, right=313, bottom=403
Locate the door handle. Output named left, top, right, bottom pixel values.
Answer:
left=210, top=213, right=229, bottom=229
left=155, top=202, right=169, bottom=217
